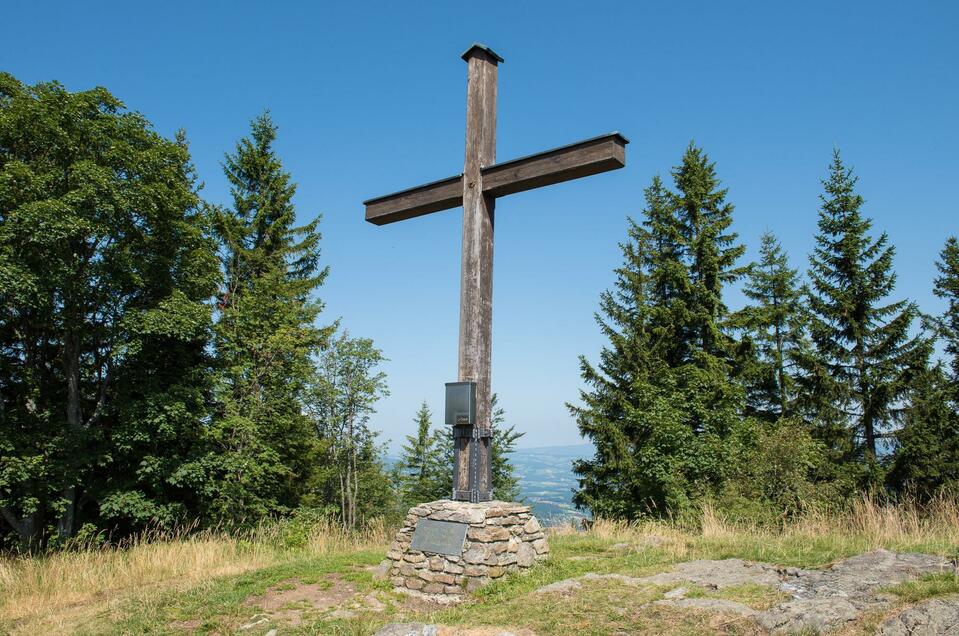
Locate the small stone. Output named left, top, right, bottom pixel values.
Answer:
left=404, top=552, right=425, bottom=563
left=390, top=576, right=405, bottom=587
left=444, top=584, right=464, bottom=594
left=464, top=564, right=488, bottom=577
left=448, top=509, right=486, bottom=524
left=423, top=582, right=444, bottom=594
left=488, top=566, right=506, bottom=578
left=410, top=506, right=430, bottom=516
left=468, top=526, right=510, bottom=542
left=373, top=623, right=439, bottom=636
left=523, top=518, right=541, bottom=533
left=399, top=562, right=417, bottom=577
left=517, top=542, right=535, bottom=567
left=417, top=569, right=434, bottom=582
left=498, top=553, right=518, bottom=566
left=428, top=556, right=445, bottom=571
left=372, top=559, right=391, bottom=580
left=466, top=576, right=490, bottom=591
left=507, top=537, right=520, bottom=553
left=405, top=576, right=425, bottom=590
left=433, top=572, right=456, bottom=584
left=532, top=538, right=550, bottom=554
left=463, top=545, right=491, bottom=564
left=445, top=562, right=464, bottom=574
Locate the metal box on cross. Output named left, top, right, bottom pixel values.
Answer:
left=445, top=381, right=476, bottom=426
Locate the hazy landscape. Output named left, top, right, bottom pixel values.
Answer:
left=513, top=444, right=591, bottom=526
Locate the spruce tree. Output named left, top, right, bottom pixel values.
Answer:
left=732, top=232, right=807, bottom=419
left=889, top=237, right=959, bottom=497
left=398, top=402, right=446, bottom=505
left=886, top=363, right=959, bottom=497
left=800, top=150, right=926, bottom=463
left=572, top=146, right=746, bottom=519
left=202, top=112, right=331, bottom=525
left=934, top=237, right=959, bottom=384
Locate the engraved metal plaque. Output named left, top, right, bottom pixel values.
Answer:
left=410, top=519, right=468, bottom=557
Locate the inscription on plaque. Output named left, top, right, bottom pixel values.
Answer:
left=410, top=519, right=468, bottom=556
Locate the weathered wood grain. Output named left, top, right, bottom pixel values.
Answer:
left=481, top=133, right=627, bottom=197
left=456, top=47, right=498, bottom=498
left=364, top=175, right=463, bottom=225
left=363, top=133, right=627, bottom=226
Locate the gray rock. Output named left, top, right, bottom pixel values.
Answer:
left=877, top=597, right=959, bottom=635
left=371, top=559, right=391, bottom=581
left=759, top=597, right=861, bottom=633
left=637, top=558, right=782, bottom=589
left=663, top=586, right=688, bottom=599
left=516, top=541, right=536, bottom=567
left=373, top=623, right=439, bottom=636
left=531, top=550, right=958, bottom=634
left=654, top=597, right=759, bottom=617
left=535, top=578, right=583, bottom=594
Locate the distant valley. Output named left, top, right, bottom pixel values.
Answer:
left=513, top=443, right=592, bottom=526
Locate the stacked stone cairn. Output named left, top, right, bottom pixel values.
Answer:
left=385, top=500, right=549, bottom=596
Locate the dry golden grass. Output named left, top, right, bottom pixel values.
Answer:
left=0, top=518, right=391, bottom=633
left=554, top=494, right=959, bottom=565
left=1, top=497, right=956, bottom=634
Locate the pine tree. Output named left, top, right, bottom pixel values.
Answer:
left=572, top=146, right=746, bottom=519
left=202, top=112, right=331, bottom=525
left=732, top=232, right=808, bottom=420
left=800, top=150, right=927, bottom=463
left=397, top=402, right=446, bottom=506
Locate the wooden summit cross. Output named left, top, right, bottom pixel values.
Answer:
left=364, top=43, right=628, bottom=503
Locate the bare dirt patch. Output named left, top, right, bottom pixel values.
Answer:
left=242, top=575, right=386, bottom=626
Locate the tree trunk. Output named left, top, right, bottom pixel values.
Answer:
left=1, top=506, right=39, bottom=552
left=59, top=328, right=82, bottom=539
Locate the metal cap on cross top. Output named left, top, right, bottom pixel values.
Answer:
left=460, top=42, right=504, bottom=64
left=363, top=44, right=628, bottom=503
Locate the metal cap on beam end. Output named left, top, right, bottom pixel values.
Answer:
left=461, top=42, right=504, bottom=63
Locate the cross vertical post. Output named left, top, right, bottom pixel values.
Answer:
left=454, top=45, right=501, bottom=502
left=362, top=43, right=628, bottom=506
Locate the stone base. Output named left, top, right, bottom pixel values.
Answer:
left=383, top=500, right=549, bottom=596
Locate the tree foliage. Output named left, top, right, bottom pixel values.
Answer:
left=732, top=232, right=809, bottom=420
left=397, top=402, right=447, bottom=507
left=308, top=331, right=391, bottom=530
left=195, top=112, right=332, bottom=526
left=0, top=74, right=218, bottom=547
left=798, top=151, right=928, bottom=467
left=572, top=145, right=746, bottom=519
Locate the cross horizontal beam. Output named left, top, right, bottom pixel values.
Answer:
left=363, top=132, right=629, bottom=226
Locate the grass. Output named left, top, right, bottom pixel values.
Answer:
left=1, top=496, right=957, bottom=635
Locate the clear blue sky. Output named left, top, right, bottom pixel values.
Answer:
left=5, top=1, right=957, bottom=450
